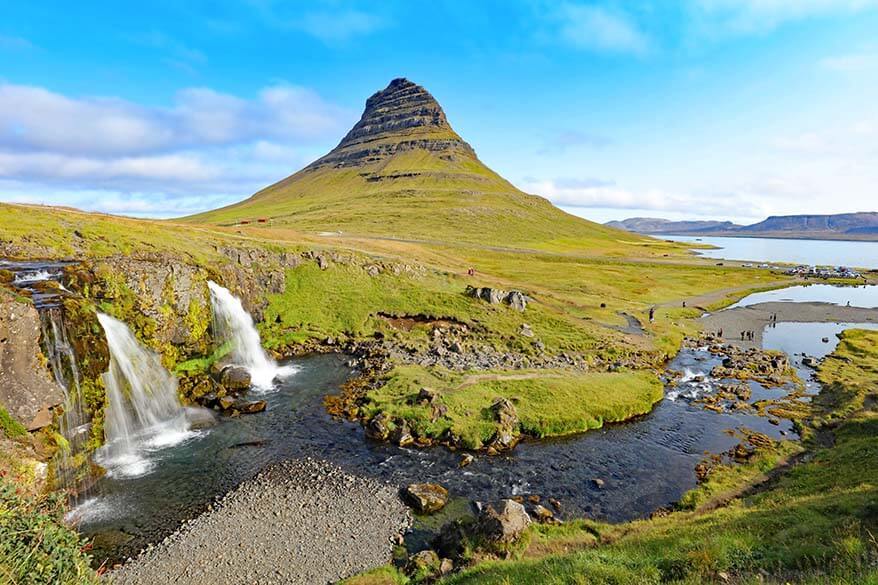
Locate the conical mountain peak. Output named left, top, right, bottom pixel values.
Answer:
left=307, top=77, right=476, bottom=170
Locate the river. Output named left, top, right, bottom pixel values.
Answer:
left=75, top=351, right=795, bottom=564
left=667, top=235, right=878, bottom=269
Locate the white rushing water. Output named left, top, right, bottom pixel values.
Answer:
left=207, top=281, right=296, bottom=389
left=96, top=313, right=196, bottom=478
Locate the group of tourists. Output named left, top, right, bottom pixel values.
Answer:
left=741, top=330, right=756, bottom=341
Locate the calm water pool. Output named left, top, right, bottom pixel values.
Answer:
left=668, top=235, right=878, bottom=269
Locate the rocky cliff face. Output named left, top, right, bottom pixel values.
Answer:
left=307, top=77, right=477, bottom=170
left=0, top=293, right=65, bottom=428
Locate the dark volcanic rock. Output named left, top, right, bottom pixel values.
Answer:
left=401, top=483, right=449, bottom=514
left=307, top=78, right=477, bottom=170
left=219, top=366, right=251, bottom=390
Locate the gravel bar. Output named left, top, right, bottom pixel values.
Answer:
left=111, top=458, right=411, bottom=585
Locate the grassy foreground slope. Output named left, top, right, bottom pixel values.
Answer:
left=349, top=329, right=878, bottom=585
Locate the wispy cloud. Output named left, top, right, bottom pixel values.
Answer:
left=520, top=176, right=747, bottom=217
left=0, top=34, right=34, bottom=51
left=689, top=0, right=878, bottom=36
left=0, top=82, right=350, bottom=156
left=538, top=130, right=612, bottom=154
left=249, top=1, right=386, bottom=44
left=126, top=30, right=207, bottom=73
left=819, top=51, right=878, bottom=72
left=299, top=10, right=385, bottom=44
left=551, top=3, right=650, bottom=55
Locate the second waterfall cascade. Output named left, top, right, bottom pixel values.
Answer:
left=207, top=281, right=296, bottom=389
left=95, top=313, right=197, bottom=478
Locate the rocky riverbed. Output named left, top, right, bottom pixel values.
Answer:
left=111, top=458, right=410, bottom=585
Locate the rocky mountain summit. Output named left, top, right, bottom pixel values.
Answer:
left=308, top=77, right=477, bottom=170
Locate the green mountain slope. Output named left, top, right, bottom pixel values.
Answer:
left=187, top=78, right=646, bottom=250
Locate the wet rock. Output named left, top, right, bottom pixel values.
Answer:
left=802, top=356, right=818, bottom=368
left=486, top=397, right=519, bottom=452
left=458, top=454, right=474, bottom=468
left=27, top=406, right=54, bottom=431
left=404, top=549, right=440, bottom=578
left=219, top=366, right=251, bottom=391
left=218, top=395, right=236, bottom=411
left=530, top=504, right=557, bottom=524
left=476, top=499, right=531, bottom=544
left=184, top=406, right=218, bottom=429
left=591, top=478, right=605, bottom=489
left=402, top=483, right=449, bottom=514
left=433, top=519, right=470, bottom=559
left=233, top=400, right=267, bottom=414
left=389, top=419, right=415, bottom=447
left=365, top=413, right=391, bottom=441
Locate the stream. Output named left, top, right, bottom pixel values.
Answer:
left=74, top=346, right=795, bottom=564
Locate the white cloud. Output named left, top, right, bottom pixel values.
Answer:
left=554, top=4, right=650, bottom=54
left=0, top=81, right=351, bottom=216
left=249, top=1, right=386, bottom=44
left=819, top=51, right=878, bottom=72
left=690, top=0, right=878, bottom=35
left=0, top=82, right=350, bottom=156
left=518, top=177, right=753, bottom=218
left=300, top=10, right=385, bottom=43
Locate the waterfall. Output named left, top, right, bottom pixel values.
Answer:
left=95, top=313, right=194, bottom=478
left=39, top=306, right=89, bottom=493
left=207, top=281, right=295, bottom=389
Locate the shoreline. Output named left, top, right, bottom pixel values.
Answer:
left=701, top=301, right=878, bottom=349
left=111, top=458, right=410, bottom=585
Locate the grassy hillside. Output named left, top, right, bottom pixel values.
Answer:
left=187, top=151, right=648, bottom=250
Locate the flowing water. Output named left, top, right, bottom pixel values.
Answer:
left=75, top=349, right=793, bottom=564
left=94, top=314, right=200, bottom=479
left=0, top=260, right=90, bottom=494
left=207, top=281, right=296, bottom=389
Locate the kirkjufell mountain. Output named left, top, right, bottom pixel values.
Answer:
left=189, top=78, right=643, bottom=247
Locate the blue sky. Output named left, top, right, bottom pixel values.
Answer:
left=1, top=1, right=877, bottom=223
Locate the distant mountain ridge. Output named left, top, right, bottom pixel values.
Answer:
left=605, top=218, right=740, bottom=234
left=607, top=212, right=878, bottom=241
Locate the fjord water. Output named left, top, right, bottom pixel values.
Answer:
left=207, top=281, right=295, bottom=389
left=729, top=284, right=878, bottom=308
left=95, top=314, right=196, bottom=479
left=668, top=235, right=878, bottom=269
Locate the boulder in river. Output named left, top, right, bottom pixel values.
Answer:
left=233, top=399, right=267, bottom=414
left=219, top=365, right=251, bottom=390
left=365, top=413, right=391, bottom=441
left=486, top=397, right=519, bottom=453
left=402, top=483, right=449, bottom=514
